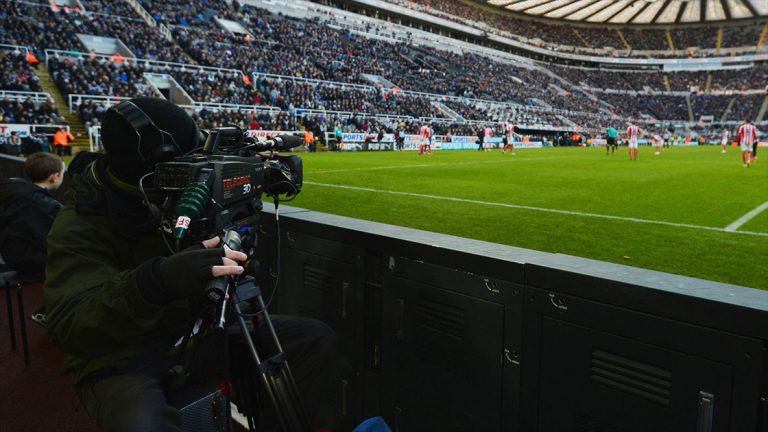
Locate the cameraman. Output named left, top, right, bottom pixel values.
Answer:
left=44, top=97, right=337, bottom=432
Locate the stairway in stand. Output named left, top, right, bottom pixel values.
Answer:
left=33, top=63, right=91, bottom=154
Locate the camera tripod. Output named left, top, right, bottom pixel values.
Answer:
left=176, top=229, right=313, bottom=432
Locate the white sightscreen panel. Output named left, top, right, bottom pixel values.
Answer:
left=545, top=0, right=600, bottom=17
left=705, top=0, right=727, bottom=21
left=632, top=1, right=666, bottom=23
left=680, top=0, right=701, bottom=22
left=587, top=0, right=632, bottom=22
left=657, top=0, right=683, bottom=23
left=566, top=0, right=615, bottom=20
left=527, top=0, right=580, bottom=15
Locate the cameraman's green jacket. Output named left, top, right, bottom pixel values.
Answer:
left=44, top=161, right=193, bottom=384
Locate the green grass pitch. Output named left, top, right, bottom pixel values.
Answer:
left=287, top=146, right=768, bottom=290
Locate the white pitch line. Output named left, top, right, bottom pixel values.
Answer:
left=310, top=156, right=568, bottom=174
left=304, top=181, right=768, bottom=238
left=725, top=201, right=768, bottom=232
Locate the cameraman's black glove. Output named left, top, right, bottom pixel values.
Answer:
left=137, top=237, right=247, bottom=305
left=161, top=246, right=227, bottom=298
left=137, top=242, right=224, bottom=305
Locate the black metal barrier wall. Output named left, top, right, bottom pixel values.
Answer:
left=0, top=153, right=26, bottom=179
left=261, top=206, right=768, bottom=432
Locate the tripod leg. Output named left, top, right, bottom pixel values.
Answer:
left=233, top=301, right=312, bottom=432
left=253, top=294, right=313, bottom=431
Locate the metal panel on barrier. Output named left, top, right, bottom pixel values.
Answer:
left=267, top=229, right=367, bottom=431
left=522, top=256, right=767, bottom=432
left=381, top=255, right=523, bottom=432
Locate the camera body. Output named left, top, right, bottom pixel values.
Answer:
left=153, top=127, right=303, bottom=243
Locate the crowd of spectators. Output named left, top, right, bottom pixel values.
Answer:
left=48, top=56, right=156, bottom=99
left=723, top=24, right=767, bottom=49
left=575, top=28, right=625, bottom=49
left=1, top=1, right=190, bottom=62
left=0, top=97, right=66, bottom=125
left=138, top=0, right=238, bottom=27
left=710, top=67, right=768, bottom=92
left=485, top=104, right=574, bottom=128
left=0, top=51, right=42, bottom=92
left=80, top=0, right=142, bottom=19
left=551, top=66, right=668, bottom=92
left=622, top=29, right=669, bottom=51
left=175, top=4, right=432, bottom=89
left=1, top=50, right=65, bottom=125
left=728, top=95, right=765, bottom=122
left=169, top=2, right=597, bottom=111
left=2, top=0, right=765, bottom=134
left=670, top=27, right=718, bottom=50
left=691, top=95, right=731, bottom=120
left=550, top=64, right=768, bottom=95
left=596, top=93, right=691, bottom=121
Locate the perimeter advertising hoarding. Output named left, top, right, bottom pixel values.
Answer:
left=338, top=133, right=543, bottom=151
left=0, top=124, right=35, bottom=137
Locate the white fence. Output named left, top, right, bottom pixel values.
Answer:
left=44, top=49, right=242, bottom=77
left=0, top=90, right=54, bottom=103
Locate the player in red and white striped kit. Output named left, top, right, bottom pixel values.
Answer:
left=626, top=123, right=643, bottom=161
left=738, top=118, right=758, bottom=167
left=502, top=122, right=519, bottom=155
left=418, top=124, right=432, bottom=156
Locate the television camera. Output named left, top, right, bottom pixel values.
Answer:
left=153, top=126, right=303, bottom=245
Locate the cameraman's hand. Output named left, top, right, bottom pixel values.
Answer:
left=155, top=237, right=247, bottom=302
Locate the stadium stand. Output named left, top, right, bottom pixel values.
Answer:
left=0, top=50, right=66, bottom=125
left=0, top=0, right=765, bottom=147
left=80, top=0, right=143, bottom=19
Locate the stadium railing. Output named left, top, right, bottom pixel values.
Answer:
left=298, top=108, right=412, bottom=122
left=44, top=49, right=242, bottom=77
left=186, top=102, right=281, bottom=116
left=252, top=72, right=377, bottom=93
left=0, top=91, right=54, bottom=104
left=0, top=44, right=31, bottom=56
left=68, top=94, right=131, bottom=112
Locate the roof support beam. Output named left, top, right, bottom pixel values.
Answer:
left=741, top=0, right=759, bottom=17
left=700, top=0, right=707, bottom=22
left=652, top=0, right=673, bottom=23
left=675, top=1, right=688, bottom=23
left=718, top=0, right=732, bottom=19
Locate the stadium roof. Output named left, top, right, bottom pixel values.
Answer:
left=485, top=0, right=768, bottom=24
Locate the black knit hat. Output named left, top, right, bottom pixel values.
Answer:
left=102, top=97, right=200, bottom=184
